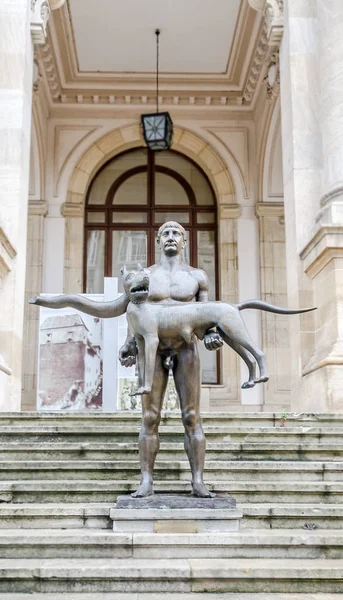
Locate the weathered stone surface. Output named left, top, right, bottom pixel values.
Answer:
left=116, top=494, right=236, bottom=510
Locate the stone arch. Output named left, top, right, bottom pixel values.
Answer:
left=66, top=123, right=235, bottom=209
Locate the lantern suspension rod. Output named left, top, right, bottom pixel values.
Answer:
left=155, top=28, right=160, bottom=114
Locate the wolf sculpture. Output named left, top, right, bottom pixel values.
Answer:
left=121, top=265, right=316, bottom=395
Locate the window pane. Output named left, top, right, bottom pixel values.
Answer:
left=197, top=231, right=216, bottom=300
left=86, top=231, right=105, bottom=294
left=112, top=231, right=147, bottom=292
left=155, top=172, right=189, bottom=206
left=113, top=211, right=147, bottom=224
left=154, top=211, right=190, bottom=224
left=154, top=230, right=190, bottom=264
left=197, top=230, right=217, bottom=384
left=156, top=151, right=214, bottom=205
left=88, top=149, right=147, bottom=205
left=87, top=212, right=106, bottom=224
left=197, top=212, right=215, bottom=224
left=113, top=172, right=147, bottom=205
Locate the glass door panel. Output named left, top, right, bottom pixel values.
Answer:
left=112, top=230, right=148, bottom=292
left=86, top=230, right=105, bottom=294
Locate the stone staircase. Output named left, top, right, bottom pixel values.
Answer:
left=0, top=412, right=343, bottom=598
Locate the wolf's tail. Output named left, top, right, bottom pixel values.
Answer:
left=237, top=300, right=316, bottom=315
left=28, top=293, right=129, bottom=318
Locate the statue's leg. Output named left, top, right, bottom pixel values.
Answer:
left=217, top=329, right=257, bottom=388
left=131, top=352, right=168, bottom=498
left=173, top=342, right=215, bottom=498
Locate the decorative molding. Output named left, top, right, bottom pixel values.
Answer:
left=248, top=0, right=266, bottom=11
left=31, top=0, right=51, bottom=45
left=220, top=204, right=241, bottom=219
left=49, top=0, right=67, bottom=9
left=243, top=21, right=269, bottom=103
left=256, top=201, right=284, bottom=217
left=301, top=225, right=343, bottom=278
left=28, top=200, right=48, bottom=217
left=0, top=226, right=16, bottom=261
left=40, top=40, right=60, bottom=100
left=265, top=0, right=284, bottom=45
left=0, top=355, right=11, bottom=377
left=61, top=203, right=84, bottom=218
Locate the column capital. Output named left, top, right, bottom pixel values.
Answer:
left=255, top=202, right=284, bottom=218
left=219, top=204, right=241, bottom=219
left=31, top=0, right=51, bottom=45
left=61, top=203, right=84, bottom=218
left=28, top=200, right=48, bottom=217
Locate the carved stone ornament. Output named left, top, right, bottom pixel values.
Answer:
left=31, top=0, right=51, bottom=45
left=265, top=0, right=284, bottom=45
left=263, top=50, right=280, bottom=100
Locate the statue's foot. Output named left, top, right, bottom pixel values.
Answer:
left=241, top=380, right=256, bottom=389
left=192, top=482, right=216, bottom=498
left=129, top=386, right=152, bottom=397
left=131, top=481, right=154, bottom=498
left=254, top=375, right=269, bottom=384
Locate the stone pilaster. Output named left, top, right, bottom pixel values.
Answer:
left=22, top=201, right=48, bottom=411
left=61, top=203, right=84, bottom=293
left=256, top=202, right=291, bottom=410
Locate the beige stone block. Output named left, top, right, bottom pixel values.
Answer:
left=97, top=130, right=124, bottom=155
left=121, top=124, right=142, bottom=144
left=199, top=146, right=224, bottom=176
left=179, top=131, right=206, bottom=155
left=68, top=192, right=84, bottom=205
left=154, top=520, right=198, bottom=533
left=219, top=194, right=235, bottom=206
left=79, top=146, right=105, bottom=175
left=70, top=168, right=89, bottom=194
left=214, top=171, right=232, bottom=196
left=171, top=127, right=183, bottom=145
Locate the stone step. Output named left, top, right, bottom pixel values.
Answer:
left=1, top=594, right=343, bottom=600
left=0, top=425, right=342, bottom=444
left=1, top=411, right=343, bottom=427
left=1, top=442, right=343, bottom=461
left=0, top=459, right=341, bottom=482
left=0, top=528, right=342, bottom=560
left=1, top=502, right=343, bottom=530
left=0, top=480, right=342, bottom=504
left=0, top=557, right=341, bottom=593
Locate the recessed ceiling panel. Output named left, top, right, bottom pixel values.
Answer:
left=69, top=0, right=241, bottom=74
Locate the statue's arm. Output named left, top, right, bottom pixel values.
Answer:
left=29, top=292, right=129, bottom=319
left=195, top=269, right=223, bottom=351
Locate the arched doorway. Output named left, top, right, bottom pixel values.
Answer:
left=83, top=147, right=219, bottom=384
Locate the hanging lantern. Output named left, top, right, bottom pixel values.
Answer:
left=141, top=30, right=173, bottom=152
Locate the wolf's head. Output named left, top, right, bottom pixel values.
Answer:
left=120, top=264, right=150, bottom=304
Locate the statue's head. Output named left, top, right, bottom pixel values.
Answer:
left=156, top=221, right=186, bottom=256
left=120, top=264, right=150, bottom=304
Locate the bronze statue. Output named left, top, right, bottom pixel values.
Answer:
left=30, top=221, right=315, bottom=499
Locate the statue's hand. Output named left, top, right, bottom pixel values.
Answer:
left=119, top=342, right=137, bottom=367
left=203, top=331, right=223, bottom=351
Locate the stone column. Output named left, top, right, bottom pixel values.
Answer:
left=0, top=1, right=35, bottom=410
left=256, top=202, right=291, bottom=410
left=22, top=201, right=48, bottom=411
left=299, top=0, right=343, bottom=410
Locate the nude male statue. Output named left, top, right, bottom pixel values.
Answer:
left=119, top=221, right=223, bottom=498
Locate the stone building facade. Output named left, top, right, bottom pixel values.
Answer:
left=0, top=0, right=342, bottom=413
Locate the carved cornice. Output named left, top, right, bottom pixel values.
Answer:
left=61, top=203, right=84, bottom=218
left=265, top=0, right=284, bottom=45
left=28, top=200, right=48, bottom=217
left=263, top=49, right=280, bottom=101
left=256, top=202, right=284, bottom=217
left=40, top=40, right=61, bottom=100
left=31, top=0, right=51, bottom=45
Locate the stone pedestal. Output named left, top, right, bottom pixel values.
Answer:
left=111, top=495, right=242, bottom=533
